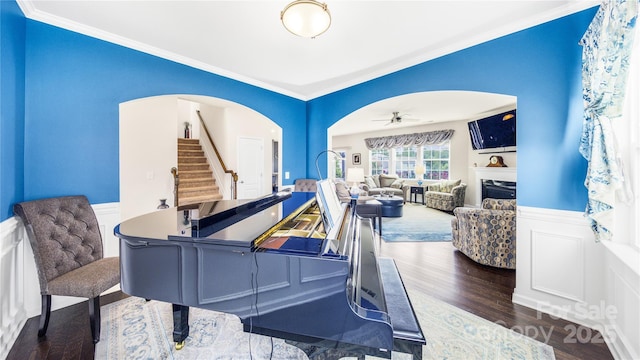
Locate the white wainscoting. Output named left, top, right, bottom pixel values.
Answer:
left=0, top=217, right=26, bottom=360
left=602, top=241, right=640, bottom=360
left=514, top=206, right=639, bottom=360
left=0, top=202, right=121, bottom=359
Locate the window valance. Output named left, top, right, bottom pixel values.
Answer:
left=364, top=129, right=454, bottom=150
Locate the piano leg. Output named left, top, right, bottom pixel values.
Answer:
left=172, top=304, right=190, bottom=349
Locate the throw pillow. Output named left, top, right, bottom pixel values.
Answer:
left=390, top=179, right=403, bottom=189
left=440, top=179, right=462, bottom=193
left=334, top=180, right=351, bottom=200
left=379, top=174, right=398, bottom=188
left=364, top=176, right=377, bottom=189
left=371, top=174, right=381, bottom=188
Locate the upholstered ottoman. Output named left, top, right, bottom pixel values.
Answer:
left=375, top=196, right=404, bottom=217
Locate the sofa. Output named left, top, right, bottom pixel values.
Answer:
left=362, top=174, right=408, bottom=201
left=450, top=198, right=517, bottom=269
left=425, top=179, right=466, bottom=211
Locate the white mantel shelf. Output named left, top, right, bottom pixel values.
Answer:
left=471, top=167, right=517, bottom=206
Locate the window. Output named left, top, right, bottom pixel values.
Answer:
left=370, top=149, right=390, bottom=175
left=394, top=146, right=418, bottom=178
left=369, top=141, right=450, bottom=180
left=422, top=143, right=450, bottom=180
left=334, top=150, right=346, bottom=179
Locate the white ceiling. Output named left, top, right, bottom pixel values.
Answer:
left=18, top=0, right=597, bottom=134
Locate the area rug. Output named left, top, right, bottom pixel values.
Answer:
left=95, top=291, right=555, bottom=360
left=382, top=203, right=454, bottom=242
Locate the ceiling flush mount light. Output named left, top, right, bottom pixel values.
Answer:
left=281, top=0, right=331, bottom=38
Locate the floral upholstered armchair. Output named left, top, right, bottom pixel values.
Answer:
left=425, top=179, right=466, bottom=211
left=450, top=198, right=517, bottom=269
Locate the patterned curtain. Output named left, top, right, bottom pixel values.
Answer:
left=579, top=0, right=638, bottom=242
left=364, top=129, right=454, bottom=150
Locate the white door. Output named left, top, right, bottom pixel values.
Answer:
left=237, top=137, right=263, bottom=199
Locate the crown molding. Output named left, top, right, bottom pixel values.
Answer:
left=16, top=1, right=599, bottom=102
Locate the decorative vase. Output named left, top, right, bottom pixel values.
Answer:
left=184, top=122, right=191, bottom=139
left=157, top=199, right=169, bottom=209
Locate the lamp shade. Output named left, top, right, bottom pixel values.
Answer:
left=414, top=164, right=426, bottom=176
left=346, top=167, right=365, bottom=183
left=281, top=0, right=331, bottom=38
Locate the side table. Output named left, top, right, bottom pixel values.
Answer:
left=410, top=186, right=427, bottom=205
left=356, top=199, right=382, bottom=235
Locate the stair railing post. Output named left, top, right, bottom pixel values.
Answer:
left=171, top=167, right=179, bottom=207
left=232, top=172, right=238, bottom=200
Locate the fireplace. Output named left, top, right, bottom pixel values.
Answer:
left=472, top=167, right=517, bottom=206
left=482, top=179, right=516, bottom=200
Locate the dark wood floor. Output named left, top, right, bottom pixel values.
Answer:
left=7, top=241, right=612, bottom=360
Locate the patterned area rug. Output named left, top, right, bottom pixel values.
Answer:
left=382, top=203, right=454, bottom=242
left=95, top=291, right=555, bottom=360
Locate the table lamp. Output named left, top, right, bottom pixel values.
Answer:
left=346, top=167, right=365, bottom=198
left=414, top=164, right=426, bottom=186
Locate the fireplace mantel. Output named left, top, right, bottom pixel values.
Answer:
left=471, top=167, right=517, bottom=205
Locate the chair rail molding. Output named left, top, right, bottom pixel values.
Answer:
left=514, top=205, right=639, bottom=360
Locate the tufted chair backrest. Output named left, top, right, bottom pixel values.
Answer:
left=14, top=195, right=104, bottom=293
left=294, top=179, right=318, bottom=192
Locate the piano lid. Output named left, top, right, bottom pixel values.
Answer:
left=115, top=191, right=319, bottom=248
left=187, top=191, right=292, bottom=238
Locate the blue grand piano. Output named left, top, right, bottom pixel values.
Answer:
left=114, top=180, right=425, bottom=359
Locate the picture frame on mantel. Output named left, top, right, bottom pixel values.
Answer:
left=352, top=153, right=361, bottom=165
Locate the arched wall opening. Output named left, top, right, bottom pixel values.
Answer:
left=327, top=91, right=517, bottom=206
left=119, top=94, right=282, bottom=220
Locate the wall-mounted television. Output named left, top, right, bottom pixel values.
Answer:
left=467, top=110, right=516, bottom=152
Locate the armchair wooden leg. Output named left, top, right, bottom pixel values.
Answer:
left=89, top=296, right=101, bottom=344
left=38, top=294, right=51, bottom=337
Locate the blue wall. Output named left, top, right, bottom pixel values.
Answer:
left=309, top=8, right=597, bottom=212
left=20, top=20, right=306, bottom=215
left=1, top=3, right=597, bottom=221
left=1, top=0, right=26, bottom=220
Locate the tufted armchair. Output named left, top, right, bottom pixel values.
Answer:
left=450, top=198, right=517, bottom=269
left=13, top=195, right=120, bottom=343
left=425, top=179, right=467, bottom=211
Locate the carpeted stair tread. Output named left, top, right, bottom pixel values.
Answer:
left=178, top=164, right=212, bottom=173
left=178, top=150, right=205, bottom=157
left=180, top=178, right=216, bottom=187
left=179, top=193, right=223, bottom=206
left=175, top=138, right=223, bottom=205
left=178, top=156, right=207, bottom=164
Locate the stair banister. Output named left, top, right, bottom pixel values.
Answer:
left=196, top=110, right=239, bottom=200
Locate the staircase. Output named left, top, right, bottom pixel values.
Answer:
left=177, top=138, right=223, bottom=206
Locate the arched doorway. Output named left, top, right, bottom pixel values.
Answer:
left=119, top=94, right=282, bottom=220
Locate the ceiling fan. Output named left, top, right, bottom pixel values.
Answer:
left=371, top=111, right=420, bottom=126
